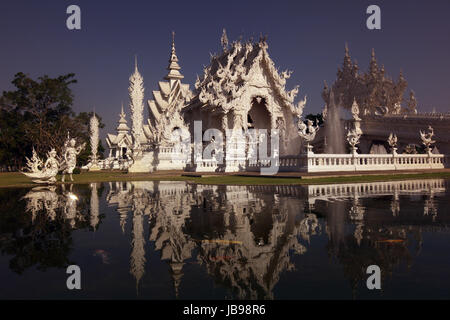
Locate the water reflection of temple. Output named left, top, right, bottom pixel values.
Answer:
left=305, top=179, right=448, bottom=296
left=18, top=178, right=450, bottom=299
left=22, top=184, right=102, bottom=229
left=106, top=181, right=317, bottom=299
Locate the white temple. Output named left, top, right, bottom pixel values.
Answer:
left=102, top=31, right=449, bottom=174
left=103, top=31, right=307, bottom=173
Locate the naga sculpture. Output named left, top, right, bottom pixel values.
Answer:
left=22, top=148, right=60, bottom=184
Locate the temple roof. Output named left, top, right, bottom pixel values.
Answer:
left=106, top=132, right=132, bottom=147
left=107, top=105, right=132, bottom=147
left=189, top=33, right=306, bottom=115
left=143, top=32, right=192, bottom=146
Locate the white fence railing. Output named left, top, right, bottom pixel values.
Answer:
left=278, top=153, right=449, bottom=173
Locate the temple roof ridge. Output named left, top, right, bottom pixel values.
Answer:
left=191, top=33, right=306, bottom=114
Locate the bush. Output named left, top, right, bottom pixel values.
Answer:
left=73, top=167, right=81, bottom=174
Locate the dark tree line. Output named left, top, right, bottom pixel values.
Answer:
left=0, top=72, right=104, bottom=171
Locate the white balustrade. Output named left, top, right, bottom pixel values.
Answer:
left=278, top=153, right=447, bottom=173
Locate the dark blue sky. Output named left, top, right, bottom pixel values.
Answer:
left=1, top=0, right=449, bottom=137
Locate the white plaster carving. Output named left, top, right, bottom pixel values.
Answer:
left=61, top=134, right=85, bottom=182
left=88, top=113, right=101, bottom=171
left=420, top=126, right=436, bottom=154
left=22, top=148, right=59, bottom=184
left=129, top=57, right=145, bottom=155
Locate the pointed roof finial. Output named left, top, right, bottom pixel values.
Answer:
left=117, top=102, right=129, bottom=132
left=171, top=31, right=176, bottom=55
left=165, top=31, right=184, bottom=80
left=221, top=28, right=229, bottom=51
left=134, top=55, right=138, bottom=72
left=369, top=48, right=378, bottom=74
left=345, top=42, right=349, bottom=56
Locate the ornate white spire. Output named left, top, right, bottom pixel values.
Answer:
left=129, top=56, right=145, bottom=147
left=117, top=102, right=130, bottom=133
left=165, top=31, right=184, bottom=81
left=90, top=111, right=99, bottom=163
left=221, top=28, right=229, bottom=51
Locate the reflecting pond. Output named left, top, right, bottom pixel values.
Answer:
left=1, top=179, right=450, bottom=299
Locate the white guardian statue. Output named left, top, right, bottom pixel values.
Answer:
left=61, top=133, right=86, bottom=182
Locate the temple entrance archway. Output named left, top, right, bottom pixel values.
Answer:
left=247, top=97, right=271, bottom=130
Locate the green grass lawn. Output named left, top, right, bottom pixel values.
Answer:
left=1, top=170, right=450, bottom=188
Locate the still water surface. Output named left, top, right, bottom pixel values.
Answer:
left=1, top=179, right=450, bottom=299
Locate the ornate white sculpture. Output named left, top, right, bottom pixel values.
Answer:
left=89, top=113, right=100, bottom=171
left=129, top=56, right=145, bottom=156
left=351, top=98, right=361, bottom=121
left=420, top=126, right=436, bottom=154
left=347, top=128, right=361, bottom=154
left=297, top=118, right=319, bottom=154
left=61, top=134, right=86, bottom=182
left=387, top=133, right=398, bottom=154
left=24, top=148, right=43, bottom=174
left=22, top=148, right=59, bottom=184
left=221, top=28, right=229, bottom=51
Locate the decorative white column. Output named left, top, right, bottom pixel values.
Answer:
left=89, top=112, right=101, bottom=171
left=129, top=56, right=145, bottom=156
